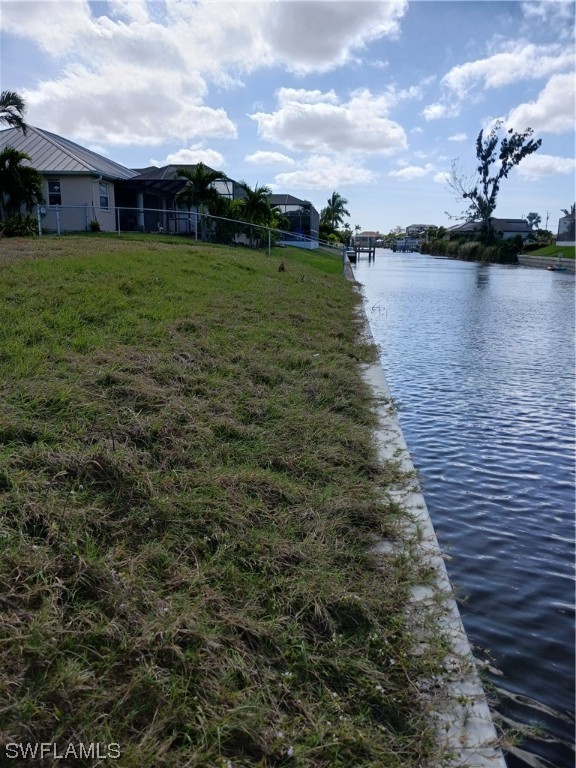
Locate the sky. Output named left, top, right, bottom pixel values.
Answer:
left=1, top=0, right=574, bottom=234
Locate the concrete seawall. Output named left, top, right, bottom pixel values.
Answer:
left=518, top=254, right=575, bottom=272
left=347, top=259, right=507, bottom=767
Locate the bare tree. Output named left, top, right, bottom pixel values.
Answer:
left=447, top=121, right=542, bottom=241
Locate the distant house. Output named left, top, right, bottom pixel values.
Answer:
left=556, top=213, right=575, bottom=246
left=406, top=224, right=436, bottom=239
left=448, top=217, right=531, bottom=240
left=268, top=194, right=319, bottom=249
left=392, top=237, right=420, bottom=252
left=353, top=230, right=382, bottom=248
left=0, top=125, right=137, bottom=231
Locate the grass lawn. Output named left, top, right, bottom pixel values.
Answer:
left=522, top=244, right=576, bottom=259
left=0, top=235, right=453, bottom=767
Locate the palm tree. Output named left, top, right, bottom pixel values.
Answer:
left=270, top=206, right=291, bottom=237
left=0, top=146, right=44, bottom=220
left=236, top=181, right=274, bottom=246
left=0, top=91, right=28, bottom=133
left=325, top=190, right=350, bottom=231
left=209, top=194, right=245, bottom=244
left=175, top=163, right=229, bottom=240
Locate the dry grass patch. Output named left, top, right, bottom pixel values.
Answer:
left=0, top=236, right=452, bottom=767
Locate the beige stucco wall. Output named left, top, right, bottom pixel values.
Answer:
left=43, top=175, right=117, bottom=231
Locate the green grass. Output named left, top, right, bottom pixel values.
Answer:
left=0, top=235, right=454, bottom=767
left=523, top=244, right=575, bottom=259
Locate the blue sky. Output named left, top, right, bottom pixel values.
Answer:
left=2, top=0, right=574, bottom=234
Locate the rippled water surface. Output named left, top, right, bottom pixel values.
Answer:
left=353, top=251, right=575, bottom=768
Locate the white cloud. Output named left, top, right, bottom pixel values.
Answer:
left=107, top=0, right=149, bottom=24
left=5, top=0, right=408, bottom=147
left=87, top=145, right=109, bottom=155
left=389, top=163, right=435, bottom=180
left=423, top=39, right=575, bottom=122
left=277, top=88, right=339, bottom=106
left=441, top=42, right=574, bottom=98
left=22, top=63, right=236, bottom=146
left=150, top=146, right=226, bottom=168
left=245, top=151, right=295, bottom=166
left=506, top=73, right=576, bottom=134
left=516, top=153, right=576, bottom=180
left=448, top=133, right=467, bottom=142
left=521, top=1, right=575, bottom=39
left=272, top=155, right=375, bottom=190
left=366, top=59, right=389, bottom=70
left=250, top=87, right=408, bottom=155
left=259, top=1, right=407, bottom=74
left=0, top=0, right=92, bottom=54
left=422, top=101, right=460, bottom=121
left=433, top=171, right=451, bottom=184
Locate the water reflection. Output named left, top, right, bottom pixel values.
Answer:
left=354, top=251, right=575, bottom=768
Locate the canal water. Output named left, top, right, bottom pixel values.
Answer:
left=353, top=251, right=575, bottom=768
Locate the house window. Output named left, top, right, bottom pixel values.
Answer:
left=48, top=179, right=61, bottom=205
left=99, top=181, right=109, bottom=209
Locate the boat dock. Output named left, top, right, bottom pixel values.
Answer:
left=349, top=233, right=380, bottom=262
left=351, top=244, right=376, bottom=262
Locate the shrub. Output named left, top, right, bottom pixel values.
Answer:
left=482, top=245, right=500, bottom=261
left=0, top=214, right=37, bottom=237
left=89, top=219, right=101, bottom=232
left=458, top=241, right=483, bottom=260
left=494, top=236, right=522, bottom=262
left=521, top=242, right=544, bottom=253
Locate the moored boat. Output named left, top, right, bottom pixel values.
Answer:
left=548, top=254, right=567, bottom=271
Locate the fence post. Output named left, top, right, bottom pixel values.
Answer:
left=56, top=207, right=61, bottom=236
left=342, top=244, right=346, bottom=275
left=36, top=205, right=42, bottom=237
left=268, top=228, right=271, bottom=256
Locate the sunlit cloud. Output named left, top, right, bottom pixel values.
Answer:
left=506, top=73, right=576, bottom=134
left=272, top=154, right=375, bottom=190
left=150, top=145, right=226, bottom=167
left=245, top=151, right=295, bottom=166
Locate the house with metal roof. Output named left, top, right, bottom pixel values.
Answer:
left=268, top=194, right=319, bottom=248
left=114, top=164, right=245, bottom=234
left=0, top=125, right=138, bottom=231
left=448, top=217, right=531, bottom=240
left=0, top=126, right=319, bottom=244
left=353, top=230, right=383, bottom=247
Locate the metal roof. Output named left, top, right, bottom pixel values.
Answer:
left=0, top=126, right=138, bottom=180
left=269, top=194, right=307, bottom=206
left=449, top=218, right=530, bottom=233
left=269, top=194, right=314, bottom=208
left=131, top=165, right=189, bottom=181
left=123, top=165, right=238, bottom=198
